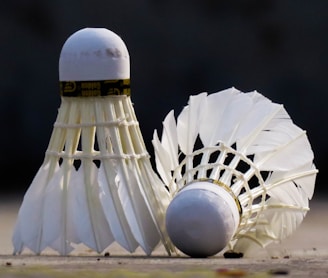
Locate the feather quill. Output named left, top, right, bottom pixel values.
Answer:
left=128, top=103, right=174, bottom=254
left=152, top=130, right=173, bottom=188
left=76, top=101, right=114, bottom=252
left=177, top=93, right=207, bottom=155
left=96, top=96, right=168, bottom=255
left=98, top=163, right=138, bottom=252
left=123, top=166, right=161, bottom=254
left=113, top=97, right=163, bottom=254
left=199, top=87, right=240, bottom=147
left=41, top=100, right=81, bottom=255
left=152, top=110, right=180, bottom=192
left=95, top=99, right=139, bottom=253
left=177, top=93, right=207, bottom=182
left=70, top=162, right=114, bottom=252
left=12, top=98, right=71, bottom=254
left=161, top=110, right=179, bottom=167
left=41, top=166, right=73, bottom=254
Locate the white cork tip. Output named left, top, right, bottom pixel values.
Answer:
left=59, top=28, right=129, bottom=81
left=166, top=181, right=240, bottom=257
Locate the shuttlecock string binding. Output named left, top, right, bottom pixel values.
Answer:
left=121, top=99, right=174, bottom=254
left=94, top=97, right=139, bottom=253
left=14, top=95, right=173, bottom=255
left=99, top=96, right=170, bottom=255
left=153, top=87, right=318, bottom=256
left=55, top=95, right=168, bottom=255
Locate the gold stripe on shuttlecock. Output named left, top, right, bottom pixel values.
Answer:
left=60, top=79, right=131, bottom=97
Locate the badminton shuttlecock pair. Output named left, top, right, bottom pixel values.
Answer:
left=13, top=28, right=174, bottom=256
left=13, top=27, right=317, bottom=258
left=153, top=88, right=318, bottom=257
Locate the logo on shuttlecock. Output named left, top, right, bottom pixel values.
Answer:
left=60, top=79, right=131, bottom=97
left=60, top=81, right=76, bottom=94
left=104, top=79, right=131, bottom=96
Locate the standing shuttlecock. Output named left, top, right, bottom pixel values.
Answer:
left=12, top=27, right=174, bottom=256
left=152, top=88, right=317, bottom=258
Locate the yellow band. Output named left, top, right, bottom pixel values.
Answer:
left=60, top=79, right=131, bottom=97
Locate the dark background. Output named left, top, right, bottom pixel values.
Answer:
left=0, top=1, right=327, bottom=198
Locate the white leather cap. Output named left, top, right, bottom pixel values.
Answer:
left=59, top=28, right=129, bottom=81
left=166, top=181, right=240, bottom=257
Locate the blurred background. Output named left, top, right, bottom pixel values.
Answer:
left=0, top=0, right=327, bottom=199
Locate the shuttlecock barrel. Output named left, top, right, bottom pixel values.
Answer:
left=166, top=180, right=240, bottom=257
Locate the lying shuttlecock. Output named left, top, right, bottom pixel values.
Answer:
left=13, top=27, right=173, bottom=256
left=152, top=88, right=318, bottom=257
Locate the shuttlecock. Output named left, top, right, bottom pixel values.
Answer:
left=12, top=27, right=173, bottom=256
left=152, top=88, right=318, bottom=258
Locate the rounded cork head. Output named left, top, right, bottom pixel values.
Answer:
left=165, top=181, right=240, bottom=258
left=59, top=28, right=129, bottom=81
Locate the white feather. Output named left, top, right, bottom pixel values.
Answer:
left=114, top=99, right=161, bottom=254
left=12, top=162, right=59, bottom=254
left=76, top=101, right=114, bottom=252
left=122, top=165, right=161, bottom=255
left=41, top=166, right=73, bottom=255
left=198, top=89, right=253, bottom=179
left=161, top=110, right=179, bottom=172
left=199, top=87, right=240, bottom=147
left=265, top=163, right=317, bottom=202
left=177, top=93, right=207, bottom=155
left=42, top=100, right=80, bottom=255
left=98, top=163, right=138, bottom=252
left=137, top=161, right=176, bottom=255
left=119, top=96, right=174, bottom=254
left=202, top=90, right=253, bottom=146
left=69, top=163, right=114, bottom=252
left=152, top=130, right=174, bottom=188
left=96, top=96, right=172, bottom=255
left=95, top=100, right=139, bottom=253
left=12, top=98, right=75, bottom=255
left=234, top=95, right=282, bottom=151
left=255, top=132, right=314, bottom=172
